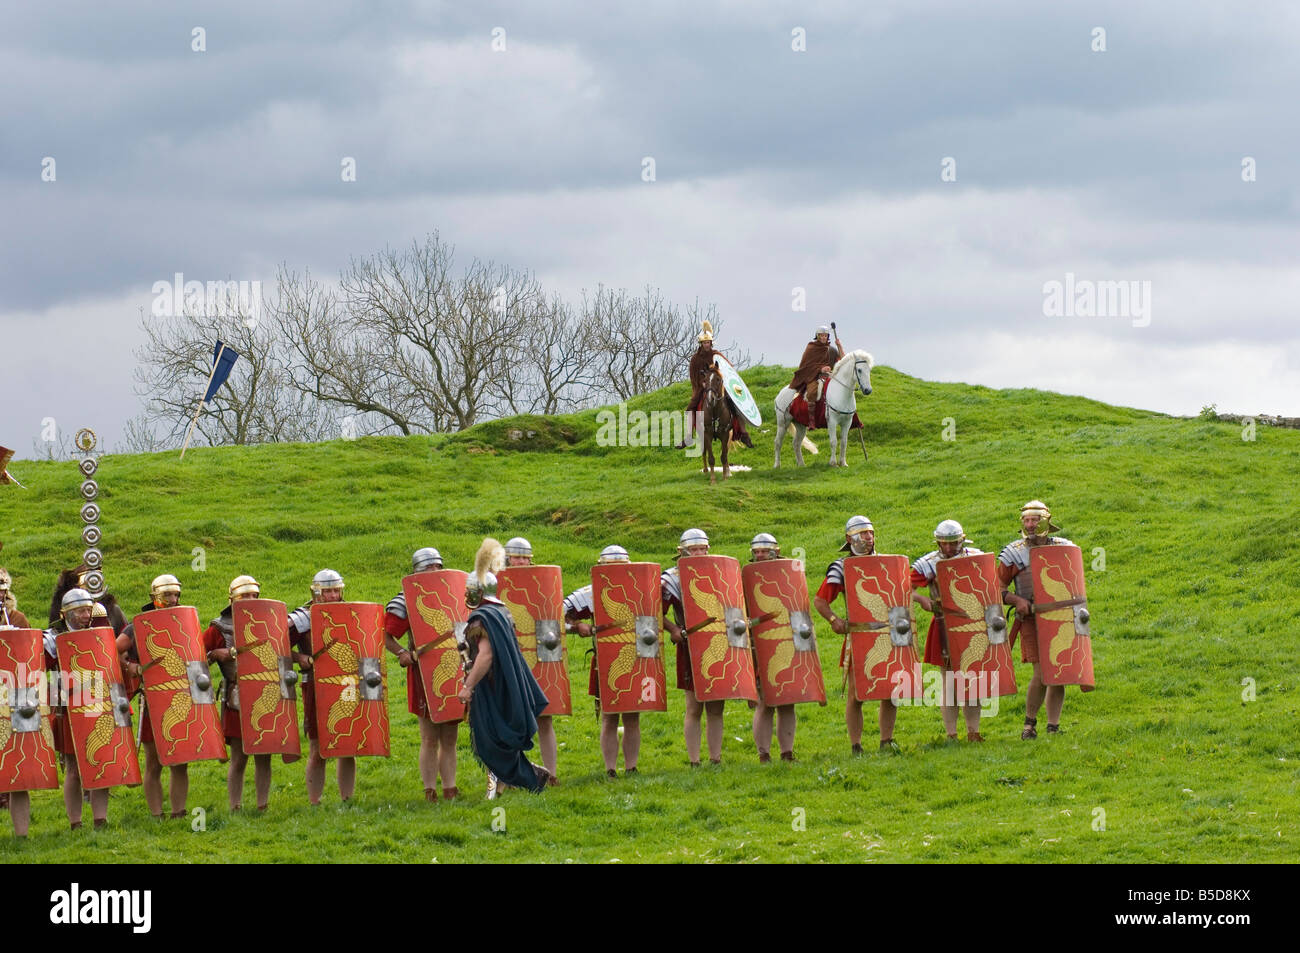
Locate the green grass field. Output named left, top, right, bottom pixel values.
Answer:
left=2, top=365, right=1297, bottom=862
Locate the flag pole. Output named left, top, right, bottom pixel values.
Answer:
left=180, top=344, right=225, bottom=460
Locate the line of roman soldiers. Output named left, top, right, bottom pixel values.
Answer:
left=0, top=500, right=1094, bottom=835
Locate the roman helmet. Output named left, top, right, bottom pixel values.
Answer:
left=934, top=519, right=966, bottom=544
left=465, top=539, right=505, bottom=608
left=677, top=528, right=710, bottom=558
left=815, top=324, right=831, bottom=340
left=61, top=588, right=95, bottom=614
left=504, top=537, right=533, bottom=559
left=150, top=574, right=182, bottom=604
left=750, top=533, right=780, bottom=560
left=310, top=569, right=345, bottom=598
left=839, top=515, right=875, bottom=554
left=229, top=575, right=260, bottom=600
left=412, top=548, right=444, bottom=572
left=597, top=545, right=630, bottom=564
left=1020, top=500, right=1061, bottom=537
left=697, top=320, right=714, bottom=344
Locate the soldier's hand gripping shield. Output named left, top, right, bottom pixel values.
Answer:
left=679, top=555, right=758, bottom=702
left=936, top=554, right=1017, bottom=699
left=233, top=599, right=302, bottom=757
left=592, top=562, right=667, bottom=714
left=310, top=603, right=390, bottom=757
left=133, top=606, right=226, bottom=766
left=843, top=555, right=923, bottom=702
left=741, top=558, right=826, bottom=706
left=56, top=626, right=142, bottom=789
left=499, top=565, right=571, bottom=716
left=402, top=570, right=469, bottom=723
left=1030, top=544, right=1096, bottom=690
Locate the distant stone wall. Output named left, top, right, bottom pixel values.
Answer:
left=1214, top=413, right=1300, bottom=429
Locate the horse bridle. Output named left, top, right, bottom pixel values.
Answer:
left=825, top=360, right=869, bottom=416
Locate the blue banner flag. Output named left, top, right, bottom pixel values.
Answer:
left=203, top=341, right=240, bottom=403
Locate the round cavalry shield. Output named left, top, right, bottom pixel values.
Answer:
left=499, top=565, right=572, bottom=716
left=741, top=558, right=826, bottom=706
left=310, top=603, right=390, bottom=757
left=714, top=355, right=762, bottom=427
left=233, top=599, right=302, bottom=757
left=0, top=628, right=59, bottom=794
left=678, top=555, right=758, bottom=702
left=1030, top=544, right=1096, bottom=690
left=133, top=606, right=226, bottom=766
left=591, top=562, right=667, bottom=714
left=843, top=555, right=923, bottom=702
left=935, top=554, right=1017, bottom=699
left=402, top=570, right=469, bottom=724
left=56, top=626, right=142, bottom=789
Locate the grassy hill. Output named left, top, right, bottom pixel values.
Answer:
left=1, top=364, right=1297, bottom=863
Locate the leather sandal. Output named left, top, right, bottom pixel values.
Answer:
left=1021, top=717, right=1038, bottom=740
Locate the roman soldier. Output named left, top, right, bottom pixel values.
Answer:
left=911, top=520, right=987, bottom=742
left=202, top=575, right=278, bottom=810
left=384, top=547, right=461, bottom=802
left=813, top=517, right=894, bottom=753
left=288, top=569, right=355, bottom=805
left=747, top=533, right=801, bottom=762
left=564, top=544, right=642, bottom=778
left=0, top=567, right=30, bottom=629
left=118, top=573, right=211, bottom=818
left=44, top=588, right=113, bottom=828
left=662, top=528, right=726, bottom=765
left=998, top=500, right=1075, bottom=739
left=48, top=567, right=127, bottom=635
left=788, top=324, right=845, bottom=426
left=456, top=539, right=550, bottom=794
left=679, top=321, right=753, bottom=449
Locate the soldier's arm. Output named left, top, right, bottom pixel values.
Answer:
left=997, top=561, right=1031, bottom=615
left=115, top=630, right=141, bottom=678
left=564, top=609, right=592, bottom=638
left=458, top=624, right=493, bottom=701
left=812, top=595, right=847, bottom=635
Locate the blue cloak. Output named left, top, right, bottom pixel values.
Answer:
left=467, top=600, right=550, bottom=792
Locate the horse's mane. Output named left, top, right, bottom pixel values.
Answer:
left=832, top=349, right=875, bottom=373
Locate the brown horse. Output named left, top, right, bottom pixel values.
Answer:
left=700, top=363, right=732, bottom=484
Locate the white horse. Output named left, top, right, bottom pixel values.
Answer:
left=773, top=349, right=874, bottom=468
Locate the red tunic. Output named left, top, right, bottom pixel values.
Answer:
left=383, top=610, right=432, bottom=719
left=909, top=568, right=947, bottom=667
left=199, top=623, right=240, bottom=740
left=997, top=562, right=1039, bottom=663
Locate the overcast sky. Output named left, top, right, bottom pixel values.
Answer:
left=3, top=0, right=1298, bottom=457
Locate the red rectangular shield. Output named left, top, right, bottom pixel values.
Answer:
left=1030, top=545, right=1096, bottom=690
left=0, top=628, right=59, bottom=794
left=843, top=555, right=923, bottom=701
left=233, top=599, right=303, bottom=756
left=498, top=565, right=572, bottom=716
left=133, top=607, right=226, bottom=766
left=741, top=559, right=826, bottom=706
left=679, top=555, right=758, bottom=702
left=56, top=626, right=142, bottom=789
left=936, top=554, right=1017, bottom=698
left=402, top=570, right=469, bottom=724
left=310, top=603, right=390, bottom=757
left=592, top=562, right=667, bottom=714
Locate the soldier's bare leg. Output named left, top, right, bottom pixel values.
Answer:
left=63, top=754, right=83, bottom=827
left=142, top=742, right=164, bottom=817
left=1026, top=662, right=1047, bottom=723
left=89, top=788, right=108, bottom=825
left=169, top=765, right=188, bottom=817
left=684, top=690, right=703, bottom=763
left=878, top=699, right=898, bottom=744
left=1045, top=684, right=1066, bottom=729
left=752, top=698, right=774, bottom=760
left=228, top=736, right=248, bottom=810
left=537, top=714, right=557, bottom=780
left=338, top=756, right=356, bottom=801
left=9, top=791, right=30, bottom=836
left=418, top=716, right=438, bottom=793
left=306, top=738, right=325, bottom=805
left=623, top=713, right=641, bottom=770
left=704, top=700, right=725, bottom=763
left=962, top=702, right=982, bottom=739
left=600, top=714, right=620, bottom=772
left=776, top=704, right=796, bottom=758
left=845, top=696, right=864, bottom=749
left=436, top=722, right=458, bottom=792
left=253, top=755, right=272, bottom=810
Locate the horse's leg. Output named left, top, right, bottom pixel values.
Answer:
left=706, top=426, right=716, bottom=484
left=828, top=416, right=839, bottom=467
left=839, top=414, right=851, bottom=468
left=722, top=415, right=731, bottom=479
left=794, top=424, right=806, bottom=466
left=773, top=412, right=786, bottom=468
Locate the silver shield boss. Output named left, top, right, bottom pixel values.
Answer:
left=186, top=660, right=215, bottom=704
left=278, top=657, right=298, bottom=699
left=634, top=615, right=660, bottom=659
left=789, top=611, right=815, bottom=652
left=10, top=684, right=41, bottom=733
left=888, top=605, right=914, bottom=647
left=1072, top=603, right=1091, bottom=637
left=984, top=604, right=1008, bottom=645
left=110, top=682, right=131, bottom=728
left=536, top=620, right=563, bottom=662
left=359, top=657, right=384, bottom=701
left=724, top=606, right=748, bottom=649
